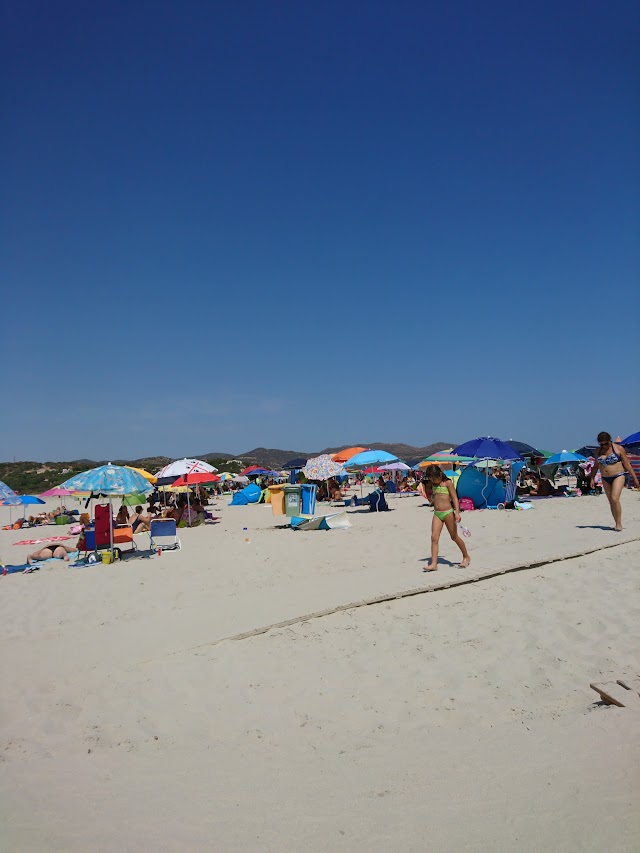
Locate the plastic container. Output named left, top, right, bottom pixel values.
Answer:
left=300, top=483, right=317, bottom=516
left=284, top=484, right=302, bottom=517
left=269, top=484, right=286, bottom=516
left=101, top=551, right=112, bottom=564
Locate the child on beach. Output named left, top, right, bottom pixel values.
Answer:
left=424, top=465, right=470, bottom=571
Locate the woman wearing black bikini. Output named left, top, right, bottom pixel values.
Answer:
left=591, top=431, right=638, bottom=531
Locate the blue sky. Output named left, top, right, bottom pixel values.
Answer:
left=2, top=1, right=638, bottom=460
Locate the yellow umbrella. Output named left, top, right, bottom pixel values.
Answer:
left=125, top=466, right=157, bottom=484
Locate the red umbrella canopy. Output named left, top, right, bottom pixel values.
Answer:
left=172, top=472, right=220, bottom=487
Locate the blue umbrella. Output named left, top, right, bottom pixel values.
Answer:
left=544, top=450, right=587, bottom=466
left=344, top=450, right=399, bottom=467
left=453, top=436, right=522, bottom=460
left=1, top=494, right=46, bottom=506
left=0, top=480, right=18, bottom=504
left=60, top=464, right=152, bottom=496
left=621, top=431, right=640, bottom=453
left=60, top=464, right=152, bottom=556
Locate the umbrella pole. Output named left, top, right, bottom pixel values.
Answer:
left=109, top=495, right=114, bottom=560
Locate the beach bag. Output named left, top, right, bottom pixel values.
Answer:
left=459, top=498, right=474, bottom=511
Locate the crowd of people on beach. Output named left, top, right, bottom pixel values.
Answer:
left=3, top=431, right=638, bottom=575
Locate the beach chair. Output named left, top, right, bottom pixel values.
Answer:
left=78, top=504, right=137, bottom=559
left=149, top=519, right=181, bottom=552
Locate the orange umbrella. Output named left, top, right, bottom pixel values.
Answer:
left=332, top=446, right=368, bottom=463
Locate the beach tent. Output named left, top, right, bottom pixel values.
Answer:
left=456, top=465, right=506, bottom=509
left=229, top=483, right=261, bottom=506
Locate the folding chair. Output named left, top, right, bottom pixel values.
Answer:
left=150, top=519, right=182, bottom=551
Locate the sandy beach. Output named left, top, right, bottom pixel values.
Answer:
left=1, top=491, right=639, bottom=851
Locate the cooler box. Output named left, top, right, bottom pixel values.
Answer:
left=284, top=485, right=302, bottom=517
left=300, top=483, right=317, bottom=516
left=269, top=484, right=286, bottom=516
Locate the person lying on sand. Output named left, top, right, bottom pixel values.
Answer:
left=27, top=544, right=77, bottom=565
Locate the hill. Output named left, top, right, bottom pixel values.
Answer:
left=0, top=442, right=453, bottom=492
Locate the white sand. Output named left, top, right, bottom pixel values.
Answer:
left=1, top=492, right=639, bottom=851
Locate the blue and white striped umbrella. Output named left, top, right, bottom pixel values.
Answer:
left=60, top=464, right=153, bottom=496
left=0, top=480, right=18, bottom=504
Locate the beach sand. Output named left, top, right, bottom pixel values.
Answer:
left=1, top=492, right=639, bottom=851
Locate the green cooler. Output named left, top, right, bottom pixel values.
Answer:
left=284, top=484, right=302, bottom=517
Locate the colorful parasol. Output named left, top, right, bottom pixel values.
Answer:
left=302, top=455, right=345, bottom=481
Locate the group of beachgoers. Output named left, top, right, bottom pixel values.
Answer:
left=7, top=431, right=639, bottom=572
left=419, top=432, right=638, bottom=572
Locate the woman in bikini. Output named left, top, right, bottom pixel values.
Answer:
left=590, top=431, right=638, bottom=531
left=424, top=465, right=470, bottom=571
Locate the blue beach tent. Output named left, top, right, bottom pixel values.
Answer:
left=229, top=483, right=261, bottom=506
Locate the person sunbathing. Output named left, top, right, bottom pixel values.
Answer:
left=27, top=544, right=77, bottom=564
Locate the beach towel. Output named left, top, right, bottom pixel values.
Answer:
left=12, top=536, right=74, bottom=546
left=1, top=564, right=41, bottom=575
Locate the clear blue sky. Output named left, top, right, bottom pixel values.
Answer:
left=2, top=1, right=638, bottom=460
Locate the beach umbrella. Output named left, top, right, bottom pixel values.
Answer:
left=0, top=480, right=18, bottom=504
left=302, top=455, right=345, bottom=481
left=452, top=437, right=521, bottom=461
left=2, top=494, right=45, bottom=507
left=543, top=450, right=587, bottom=466
left=418, top=453, right=474, bottom=468
left=125, top=466, right=157, bottom=484
left=620, top=431, right=640, bottom=453
left=245, top=468, right=269, bottom=477
left=171, top=472, right=220, bottom=487
left=60, top=464, right=152, bottom=556
left=378, top=462, right=411, bottom=471
left=217, top=472, right=235, bottom=481
left=232, top=475, right=249, bottom=484
left=39, top=486, right=75, bottom=498
left=39, top=485, right=76, bottom=514
left=122, top=493, right=149, bottom=507
left=282, top=457, right=309, bottom=470
left=156, top=458, right=218, bottom=486
left=343, top=450, right=399, bottom=468
left=506, top=440, right=543, bottom=457
left=331, top=447, right=368, bottom=464
left=241, top=465, right=263, bottom=476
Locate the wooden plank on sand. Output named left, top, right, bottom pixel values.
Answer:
left=590, top=681, right=634, bottom=707
left=616, top=677, right=640, bottom=696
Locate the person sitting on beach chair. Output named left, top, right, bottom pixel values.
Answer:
left=130, top=505, right=152, bottom=533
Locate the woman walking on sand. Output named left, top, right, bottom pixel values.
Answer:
left=590, top=431, right=638, bottom=531
left=423, top=465, right=470, bottom=571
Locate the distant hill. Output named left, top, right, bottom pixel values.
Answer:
left=0, top=442, right=453, bottom=492
left=212, top=442, right=453, bottom=469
